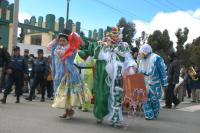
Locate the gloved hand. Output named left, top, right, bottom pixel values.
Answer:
left=7, top=68, right=13, bottom=75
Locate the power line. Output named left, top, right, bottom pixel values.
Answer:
left=165, top=0, right=184, bottom=11
left=93, top=0, right=150, bottom=24
left=81, top=28, right=90, bottom=32
left=143, top=0, right=168, bottom=12
left=154, top=0, right=175, bottom=11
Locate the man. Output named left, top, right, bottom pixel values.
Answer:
left=0, top=46, right=28, bottom=104
left=46, top=56, right=54, bottom=100
left=138, top=44, right=168, bottom=120
left=164, top=51, right=180, bottom=109
left=23, top=49, right=31, bottom=93
left=131, top=47, right=139, bottom=61
left=25, top=49, right=49, bottom=102
left=0, top=47, right=11, bottom=93
left=188, top=65, right=200, bottom=103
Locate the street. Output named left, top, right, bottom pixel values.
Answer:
left=0, top=94, right=200, bottom=133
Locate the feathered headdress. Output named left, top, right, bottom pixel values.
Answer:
left=62, top=32, right=83, bottom=61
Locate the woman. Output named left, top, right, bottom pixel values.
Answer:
left=47, top=29, right=84, bottom=119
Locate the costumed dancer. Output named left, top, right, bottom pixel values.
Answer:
left=93, top=27, right=133, bottom=126
left=74, top=47, right=95, bottom=111
left=138, top=44, right=168, bottom=120
left=47, top=29, right=84, bottom=119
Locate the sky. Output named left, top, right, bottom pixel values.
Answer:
left=8, top=0, right=200, bottom=44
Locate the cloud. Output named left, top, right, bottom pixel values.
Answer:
left=18, top=12, right=31, bottom=23
left=133, top=9, right=200, bottom=46
left=17, top=12, right=31, bottom=36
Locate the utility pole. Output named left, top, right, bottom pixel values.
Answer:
left=66, top=0, right=70, bottom=28
left=13, top=0, right=19, bottom=47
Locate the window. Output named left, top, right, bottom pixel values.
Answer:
left=31, top=35, right=42, bottom=45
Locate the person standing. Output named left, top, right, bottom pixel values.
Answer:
left=188, top=65, right=200, bottom=103
left=131, top=47, right=139, bottom=62
left=0, top=47, right=10, bottom=93
left=46, top=56, right=54, bottom=100
left=23, top=49, right=31, bottom=93
left=163, top=51, right=180, bottom=109
left=93, top=27, right=134, bottom=126
left=138, top=44, right=168, bottom=120
left=25, top=49, right=49, bottom=102
left=0, top=46, right=28, bottom=104
left=74, top=51, right=94, bottom=112
left=48, top=29, right=84, bottom=119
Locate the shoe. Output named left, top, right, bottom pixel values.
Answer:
left=25, top=97, right=32, bottom=101
left=145, top=118, right=154, bottom=120
left=162, top=105, right=172, bottom=109
left=96, top=119, right=103, bottom=124
left=15, top=99, right=20, bottom=103
left=68, top=109, right=74, bottom=119
left=32, top=96, right=36, bottom=99
left=40, top=99, right=45, bottom=102
left=174, top=101, right=180, bottom=108
left=82, top=109, right=89, bottom=112
left=59, top=109, right=68, bottom=118
left=0, top=98, right=6, bottom=104
left=50, top=97, right=54, bottom=100
left=0, top=95, right=7, bottom=104
left=113, top=123, right=123, bottom=128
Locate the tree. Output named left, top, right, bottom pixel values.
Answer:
left=175, top=27, right=189, bottom=57
left=147, top=29, right=173, bottom=61
left=117, top=18, right=136, bottom=45
left=135, top=31, right=148, bottom=48
left=185, top=37, right=200, bottom=67
left=0, top=0, right=9, bottom=5
left=117, top=17, right=127, bottom=28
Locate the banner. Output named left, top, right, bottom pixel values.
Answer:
left=123, top=73, right=147, bottom=107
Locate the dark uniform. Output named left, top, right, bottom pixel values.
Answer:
left=0, top=46, right=28, bottom=104
left=23, top=49, right=34, bottom=93
left=26, top=49, right=49, bottom=102
left=164, top=51, right=180, bottom=108
left=0, top=47, right=11, bottom=92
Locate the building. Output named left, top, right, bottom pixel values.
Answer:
left=23, top=14, right=81, bottom=46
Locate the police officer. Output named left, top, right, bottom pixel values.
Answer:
left=0, top=46, right=28, bottom=104
left=0, top=47, right=11, bottom=93
left=25, top=49, right=49, bottom=102
left=23, top=49, right=33, bottom=93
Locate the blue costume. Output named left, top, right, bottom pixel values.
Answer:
left=47, top=36, right=84, bottom=109
left=138, top=44, right=168, bottom=120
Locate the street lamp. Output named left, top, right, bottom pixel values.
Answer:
left=13, top=0, right=19, bottom=47
left=66, top=0, right=70, bottom=28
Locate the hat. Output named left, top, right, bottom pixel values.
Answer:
left=37, top=49, right=43, bottom=53
left=139, top=44, right=152, bottom=54
left=13, top=46, right=20, bottom=51
left=58, top=29, right=72, bottom=39
left=131, top=47, right=139, bottom=53
left=112, top=27, right=119, bottom=34
left=24, top=49, right=29, bottom=52
left=169, top=48, right=176, bottom=58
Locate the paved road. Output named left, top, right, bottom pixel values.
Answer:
left=0, top=94, right=200, bottom=133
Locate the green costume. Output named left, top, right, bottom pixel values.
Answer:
left=93, top=45, right=110, bottom=120
left=75, top=53, right=94, bottom=111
